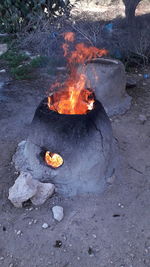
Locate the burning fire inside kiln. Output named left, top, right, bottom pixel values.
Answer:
left=13, top=32, right=118, bottom=196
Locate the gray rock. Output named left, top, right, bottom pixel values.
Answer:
left=52, top=206, right=64, bottom=222
left=31, top=182, right=55, bottom=205
left=0, top=44, right=8, bottom=56
left=42, top=223, right=49, bottom=229
left=139, top=114, right=147, bottom=123
left=126, top=77, right=137, bottom=88
left=0, top=69, right=6, bottom=73
left=8, top=172, right=38, bottom=208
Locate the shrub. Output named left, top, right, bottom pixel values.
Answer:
left=0, top=0, right=71, bottom=33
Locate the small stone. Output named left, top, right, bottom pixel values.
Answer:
left=28, top=221, right=33, bottom=225
left=56, top=67, right=66, bottom=71
left=31, top=182, right=55, bottom=206
left=8, top=172, right=38, bottom=208
left=9, top=263, right=14, bottom=267
left=139, top=114, right=147, bottom=124
left=107, top=174, right=115, bottom=184
left=0, top=43, right=8, bottom=56
left=77, top=257, right=80, bottom=260
left=92, top=234, right=97, bottom=238
left=0, top=69, right=6, bottom=73
left=42, top=223, right=49, bottom=229
left=33, top=219, right=37, bottom=224
left=54, top=240, right=62, bottom=248
left=16, top=230, right=21, bottom=235
left=52, top=206, right=64, bottom=222
left=24, top=51, right=31, bottom=56
left=0, top=257, right=4, bottom=261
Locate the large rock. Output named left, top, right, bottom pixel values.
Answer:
left=8, top=172, right=55, bottom=207
left=31, top=182, right=55, bottom=205
left=8, top=172, right=38, bottom=208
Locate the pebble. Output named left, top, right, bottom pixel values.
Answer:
left=0, top=257, right=4, bottom=261
left=92, top=234, right=97, bottom=238
left=42, top=223, right=49, bottom=229
left=33, top=219, right=37, bottom=224
left=16, top=230, right=22, bottom=235
left=107, top=174, right=115, bottom=184
left=0, top=69, right=6, bottom=73
left=52, top=206, right=64, bottom=222
left=139, top=114, right=147, bottom=123
left=9, top=263, right=14, bottom=267
left=118, top=203, right=124, bottom=208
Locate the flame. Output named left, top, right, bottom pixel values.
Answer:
left=63, top=32, right=75, bottom=42
left=48, top=32, right=108, bottom=115
left=45, top=151, right=63, bottom=168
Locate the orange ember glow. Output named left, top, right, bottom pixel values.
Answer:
left=63, top=32, right=75, bottom=42
left=48, top=32, right=108, bottom=115
left=45, top=151, right=63, bottom=168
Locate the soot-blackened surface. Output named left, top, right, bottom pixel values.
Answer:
left=23, top=97, right=115, bottom=195
left=32, top=97, right=108, bottom=140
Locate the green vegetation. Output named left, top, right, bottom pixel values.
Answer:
left=0, top=0, right=71, bottom=33
left=30, top=56, right=48, bottom=68
left=0, top=50, right=29, bottom=67
left=11, top=64, right=33, bottom=80
left=0, top=50, right=66, bottom=79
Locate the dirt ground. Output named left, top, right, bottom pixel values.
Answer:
left=0, top=61, right=150, bottom=267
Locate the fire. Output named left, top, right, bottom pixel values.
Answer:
left=45, top=151, right=63, bottom=168
left=63, top=32, right=75, bottom=42
left=48, top=32, right=108, bottom=115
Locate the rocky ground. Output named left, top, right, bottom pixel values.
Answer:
left=0, top=57, right=150, bottom=267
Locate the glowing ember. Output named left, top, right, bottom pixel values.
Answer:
left=48, top=32, right=108, bottom=115
left=45, top=151, right=63, bottom=168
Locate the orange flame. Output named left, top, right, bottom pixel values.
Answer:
left=63, top=32, right=75, bottom=42
left=45, top=151, right=63, bottom=168
left=48, top=32, right=108, bottom=115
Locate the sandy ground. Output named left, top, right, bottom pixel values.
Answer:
left=0, top=64, right=150, bottom=267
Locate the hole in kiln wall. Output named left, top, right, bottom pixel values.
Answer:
left=39, top=148, right=64, bottom=169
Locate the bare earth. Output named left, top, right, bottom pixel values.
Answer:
left=0, top=64, right=150, bottom=267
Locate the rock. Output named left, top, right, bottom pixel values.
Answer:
left=139, top=114, right=147, bottom=124
left=31, top=182, right=55, bottom=206
left=52, top=206, right=64, bottom=222
left=42, top=223, right=49, bottom=229
left=126, top=77, right=137, bottom=88
left=16, top=230, right=22, bottom=235
left=106, top=174, right=116, bottom=184
left=8, top=172, right=38, bottom=208
left=0, top=81, right=4, bottom=89
left=0, top=43, right=8, bottom=56
left=0, top=69, right=6, bottom=73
